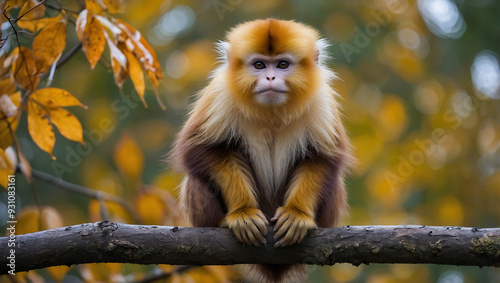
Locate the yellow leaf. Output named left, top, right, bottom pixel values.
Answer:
left=115, top=19, right=163, bottom=83
left=12, top=46, right=39, bottom=91
left=15, top=205, right=69, bottom=280
left=134, top=191, right=167, bottom=225
left=111, top=57, right=128, bottom=89
left=28, top=100, right=56, bottom=159
left=31, top=87, right=87, bottom=108
left=113, top=132, right=143, bottom=181
left=0, top=54, right=5, bottom=75
left=81, top=13, right=106, bottom=69
left=16, top=207, right=40, bottom=235
left=85, top=0, right=105, bottom=14
left=17, top=13, right=64, bottom=33
left=0, top=77, right=17, bottom=95
left=88, top=199, right=133, bottom=223
left=124, top=50, right=145, bottom=105
left=103, top=0, right=125, bottom=14
left=18, top=0, right=46, bottom=21
left=32, top=21, right=67, bottom=73
left=47, top=265, right=71, bottom=283
left=80, top=263, right=122, bottom=282
left=75, top=9, right=87, bottom=41
left=48, top=107, right=85, bottom=144
left=0, top=91, right=21, bottom=150
left=0, top=148, right=15, bottom=189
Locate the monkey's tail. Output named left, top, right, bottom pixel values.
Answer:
left=241, top=264, right=307, bottom=283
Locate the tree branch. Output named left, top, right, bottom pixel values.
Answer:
left=1, top=222, right=499, bottom=274
left=30, top=169, right=140, bottom=223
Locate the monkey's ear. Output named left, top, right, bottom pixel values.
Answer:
left=216, top=41, right=231, bottom=65
left=314, top=38, right=330, bottom=65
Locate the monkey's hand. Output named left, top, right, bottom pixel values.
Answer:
left=271, top=206, right=317, bottom=247
left=221, top=208, right=269, bottom=246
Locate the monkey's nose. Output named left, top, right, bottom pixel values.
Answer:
left=266, top=76, right=276, bottom=81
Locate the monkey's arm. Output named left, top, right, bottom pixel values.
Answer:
left=213, top=151, right=269, bottom=246
left=271, top=153, right=347, bottom=247
left=177, top=135, right=268, bottom=246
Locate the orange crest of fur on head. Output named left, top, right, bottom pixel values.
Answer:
left=224, top=19, right=324, bottom=120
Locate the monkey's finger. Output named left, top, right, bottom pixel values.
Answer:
left=248, top=220, right=266, bottom=245
left=257, top=212, right=269, bottom=226
left=296, top=225, right=308, bottom=244
left=274, top=212, right=290, bottom=233
left=270, top=210, right=284, bottom=223
left=234, top=227, right=249, bottom=245
left=290, top=221, right=308, bottom=245
left=274, top=215, right=294, bottom=241
left=251, top=218, right=268, bottom=242
left=244, top=227, right=259, bottom=246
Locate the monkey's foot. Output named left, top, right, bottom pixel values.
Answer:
left=221, top=208, right=269, bottom=246
left=271, top=206, right=317, bottom=247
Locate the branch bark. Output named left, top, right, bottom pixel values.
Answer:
left=1, top=222, right=499, bottom=274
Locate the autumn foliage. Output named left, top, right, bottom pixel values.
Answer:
left=0, top=0, right=163, bottom=181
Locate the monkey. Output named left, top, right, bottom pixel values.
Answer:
left=171, top=19, right=352, bottom=283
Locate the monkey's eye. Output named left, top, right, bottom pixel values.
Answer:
left=253, top=61, right=266, bottom=70
left=277, top=60, right=290, bottom=69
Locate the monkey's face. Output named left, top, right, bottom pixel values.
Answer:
left=246, top=54, right=296, bottom=105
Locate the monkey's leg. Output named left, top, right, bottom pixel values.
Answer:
left=215, top=153, right=269, bottom=246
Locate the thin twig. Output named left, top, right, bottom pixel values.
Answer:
left=57, top=42, right=82, bottom=69
left=30, top=169, right=141, bottom=223
left=43, top=2, right=79, bottom=15
left=39, top=42, right=83, bottom=82
left=13, top=0, right=47, bottom=24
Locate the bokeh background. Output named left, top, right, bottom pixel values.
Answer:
left=2, top=0, right=500, bottom=282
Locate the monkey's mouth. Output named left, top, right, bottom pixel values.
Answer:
left=255, top=87, right=288, bottom=95
left=254, top=87, right=288, bottom=105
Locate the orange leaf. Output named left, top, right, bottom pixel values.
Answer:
left=111, top=57, right=128, bottom=89
left=80, top=13, right=106, bottom=69
left=48, top=265, right=71, bottom=283
left=28, top=100, right=56, bottom=159
left=17, top=13, right=64, bottom=33
left=115, top=19, right=163, bottom=83
left=124, top=50, right=145, bottom=105
left=135, top=191, right=167, bottom=225
left=103, top=0, right=125, bottom=14
left=18, top=0, right=46, bottom=21
left=0, top=92, right=21, bottom=150
left=32, top=21, right=67, bottom=73
left=48, top=107, right=85, bottom=144
left=12, top=46, right=39, bottom=91
left=0, top=54, right=5, bottom=75
left=15, top=205, right=72, bottom=280
left=0, top=76, right=17, bottom=95
left=85, top=0, right=105, bottom=14
left=0, top=148, right=15, bottom=189
left=31, top=87, right=87, bottom=108
left=113, top=132, right=143, bottom=181
left=75, top=9, right=87, bottom=41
